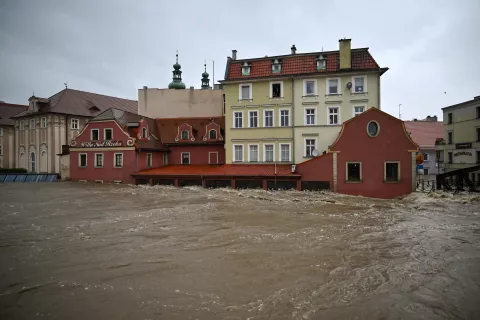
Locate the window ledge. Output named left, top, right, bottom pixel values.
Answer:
left=302, top=95, right=318, bottom=98
left=346, top=180, right=362, bottom=184
left=269, top=97, right=284, bottom=100
left=238, top=99, right=253, bottom=102
left=384, top=180, right=401, bottom=184
left=351, top=91, right=368, bottom=95
left=326, top=94, right=342, bottom=97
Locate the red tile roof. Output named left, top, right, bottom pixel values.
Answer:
left=224, top=49, right=381, bottom=80
left=404, top=121, right=444, bottom=149
left=156, top=117, right=225, bottom=145
left=134, top=164, right=299, bottom=177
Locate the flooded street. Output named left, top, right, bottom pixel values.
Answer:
left=0, top=183, right=479, bottom=319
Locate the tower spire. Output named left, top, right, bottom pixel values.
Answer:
left=201, top=60, right=210, bottom=90
left=168, top=51, right=186, bottom=89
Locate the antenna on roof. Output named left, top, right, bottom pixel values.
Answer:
left=321, top=46, right=323, bottom=52
left=64, top=82, right=68, bottom=89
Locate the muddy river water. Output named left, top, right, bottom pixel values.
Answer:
left=0, top=183, right=479, bottom=319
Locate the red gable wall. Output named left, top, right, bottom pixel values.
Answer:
left=72, top=120, right=131, bottom=146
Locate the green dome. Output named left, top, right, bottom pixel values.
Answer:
left=168, top=80, right=186, bottom=89
left=173, top=62, right=181, bottom=70
left=202, top=71, right=209, bottom=78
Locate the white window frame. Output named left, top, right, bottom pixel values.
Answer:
left=328, top=106, right=341, bottom=125
left=423, top=153, right=429, bottom=161
left=326, top=77, right=341, bottom=95
left=239, top=83, right=252, bottom=100
left=346, top=162, right=362, bottom=182
left=71, top=118, right=79, bottom=130
left=303, top=79, right=317, bottom=96
left=78, top=153, right=87, bottom=168
left=263, top=144, right=275, bottom=163
left=114, top=153, right=123, bottom=168
left=147, top=153, right=153, bottom=167
left=181, top=152, right=190, bottom=165
left=233, top=111, right=243, bottom=128
left=91, top=129, right=99, bottom=141
left=279, top=109, right=290, bottom=127
left=104, top=128, right=113, bottom=141
left=353, top=105, right=365, bottom=117
left=384, top=161, right=401, bottom=182
left=248, top=144, right=260, bottom=162
left=263, top=109, right=274, bottom=127
left=279, top=143, right=291, bottom=162
left=423, top=168, right=429, bottom=176
left=269, top=81, right=283, bottom=99
left=352, top=75, right=367, bottom=93
left=30, top=118, right=35, bottom=130
left=233, top=144, right=244, bottom=162
left=304, top=138, right=316, bottom=157
left=41, top=117, right=47, bottom=128
left=248, top=110, right=259, bottom=128
left=305, top=107, right=317, bottom=126
left=94, top=153, right=104, bottom=168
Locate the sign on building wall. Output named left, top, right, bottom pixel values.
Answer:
left=80, top=141, right=122, bottom=148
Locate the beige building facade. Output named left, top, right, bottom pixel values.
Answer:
left=0, top=103, right=27, bottom=169
left=436, top=95, right=480, bottom=174
left=221, top=39, right=387, bottom=165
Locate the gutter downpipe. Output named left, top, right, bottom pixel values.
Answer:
left=291, top=77, right=295, bottom=164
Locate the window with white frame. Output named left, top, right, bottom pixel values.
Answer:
left=347, top=162, right=362, bottom=181
left=234, top=111, right=243, bottom=128
left=239, top=84, right=252, bottom=100
left=316, top=55, right=326, bottom=70
left=264, top=144, right=274, bottom=162
left=91, top=129, right=99, bottom=141
left=181, top=152, right=190, bottom=165
left=305, top=108, right=316, bottom=125
left=270, top=81, right=282, bottom=98
left=385, top=162, right=400, bottom=182
left=71, top=118, right=79, bottom=130
left=354, top=106, right=364, bottom=116
left=249, top=145, right=259, bottom=162
left=79, top=153, right=87, bottom=167
left=353, top=76, right=366, bottom=93
left=105, top=128, right=113, bottom=140
left=304, top=80, right=316, bottom=96
left=264, top=110, right=274, bottom=127
left=30, top=119, right=35, bottom=129
left=328, top=107, right=340, bottom=125
left=423, top=153, right=429, bottom=161
left=114, top=153, right=123, bottom=168
left=248, top=111, right=258, bottom=128
left=305, top=139, right=316, bottom=157
left=234, top=145, right=243, bottom=162
left=95, top=153, right=104, bottom=167
left=280, top=109, right=289, bottom=127
left=41, top=117, right=47, bottom=128
left=327, top=78, right=340, bottom=94
left=280, top=144, right=290, bottom=162
left=423, top=168, right=429, bottom=176
left=147, top=153, right=153, bottom=167
left=271, top=59, right=281, bottom=73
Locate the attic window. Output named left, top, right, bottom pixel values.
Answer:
left=241, top=62, right=251, bottom=76
left=89, top=105, right=100, bottom=112
left=181, top=130, right=189, bottom=140
left=142, top=127, right=147, bottom=138
left=272, top=59, right=282, bottom=73
left=209, top=129, right=217, bottom=139
left=316, top=55, right=326, bottom=70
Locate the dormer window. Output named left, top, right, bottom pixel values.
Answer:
left=316, top=55, right=326, bottom=70
left=181, top=130, right=189, bottom=140
left=209, top=129, right=217, bottom=139
left=271, top=59, right=282, bottom=73
left=142, top=127, right=147, bottom=138
left=241, top=62, right=251, bottom=76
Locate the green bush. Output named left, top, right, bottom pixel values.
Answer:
left=0, top=168, right=28, bottom=173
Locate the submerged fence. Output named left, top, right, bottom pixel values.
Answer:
left=0, top=173, right=58, bottom=183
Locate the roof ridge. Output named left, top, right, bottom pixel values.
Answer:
left=63, top=88, right=137, bottom=102
left=231, top=47, right=371, bottom=62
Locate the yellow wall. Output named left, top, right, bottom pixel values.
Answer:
left=224, top=80, right=294, bottom=164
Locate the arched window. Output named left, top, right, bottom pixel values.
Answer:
left=142, top=127, right=147, bottom=138
left=209, top=129, right=217, bottom=139
left=30, top=152, right=36, bottom=172
left=181, top=130, right=189, bottom=140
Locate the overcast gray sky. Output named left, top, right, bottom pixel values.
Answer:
left=0, top=0, right=479, bottom=120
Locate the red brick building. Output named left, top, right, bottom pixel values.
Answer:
left=296, top=108, right=418, bottom=198
left=70, top=108, right=166, bottom=184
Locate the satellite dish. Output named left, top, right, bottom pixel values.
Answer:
left=346, top=82, right=352, bottom=89
left=312, top=149, right=319, bottom=157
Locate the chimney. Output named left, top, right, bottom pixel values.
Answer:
left=190, top=86, right=194, bottom=90
left=232, top=50, right=237, bottom=60
left=291, top=45, right=297, bottom=54
left=339, top=38, right=351, bottom=69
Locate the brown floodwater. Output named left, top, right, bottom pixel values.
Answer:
left=0, top=183, right=479, bottom=319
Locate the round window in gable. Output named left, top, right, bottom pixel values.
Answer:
left=367, top=120, right=380, bottom=137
